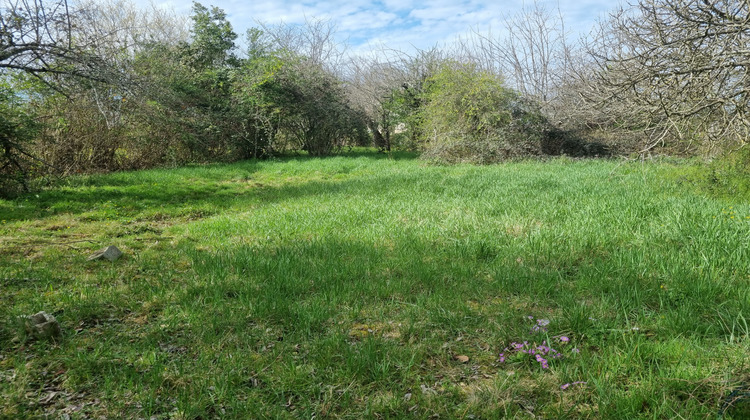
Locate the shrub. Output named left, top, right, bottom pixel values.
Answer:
left=541, top=128, right=611, bottom=158
left=255, top=57, right=368, bottom=156
left=417, top=62, right=547, bottom=164
left=0, top=82, right=41, bottom=196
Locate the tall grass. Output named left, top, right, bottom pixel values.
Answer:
left=1, top=151, right=748, bottom=418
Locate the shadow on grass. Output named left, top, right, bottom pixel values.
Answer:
left=0, top=150, right=421, bottom=223
left=1, top=150, right=747, bottom=419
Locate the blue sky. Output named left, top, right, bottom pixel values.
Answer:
left=147, top=0, right=613, bottom=53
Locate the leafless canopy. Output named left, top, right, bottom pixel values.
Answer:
left=588, top=0, right=750, bottom=153
left=258, top=18, right=347, bottom=72
left=1, top=0, right=185, bottom=87
left=1, top=0, right=84, bottom=75
left=452, top=0, right=572, bottom=120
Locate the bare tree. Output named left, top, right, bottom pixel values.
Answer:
left=74, top=0, right=188, bottom=61
left=258, top=17, right=347, bottom=72
left=455, top=0, right=572, bottom=120
left=66, top=1, right=189, bottom=128
left=499, top=1, right=571, bottom=105
left=1, top=0, right=186, bottom=84
left=347, top=46, right=448, bottom=151
left=1, top=0, right=80, bottom=193
left=1, top=0, right=72, bottom=68
left=0, top=0, right=109, bottom=84
left=1, top=0, right=188, bottom=193
left=347, top=54, right=405, bottom=151
left=586, top=0, right=750, bottom=154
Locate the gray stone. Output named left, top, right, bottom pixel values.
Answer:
left=21, top=311, right=62, bottom=341
left=87, top=245, right=123, bottom=261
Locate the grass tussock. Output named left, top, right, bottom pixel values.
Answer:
left=664, top=147, right=750, bottom=204
left=1, top=150, right=749, bottom=419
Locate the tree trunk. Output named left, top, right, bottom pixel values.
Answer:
left=367, top=119, right=387, bottom=151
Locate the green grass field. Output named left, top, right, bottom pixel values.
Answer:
left=1, top=151, right=749, bottom=419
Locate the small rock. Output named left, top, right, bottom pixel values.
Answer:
left=21, top=311, right=62, bottom=341
left=87, top=245, right=123, bottom=261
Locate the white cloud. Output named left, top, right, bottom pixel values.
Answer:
left=137, top=0, right=613, bottom=52
left=338, top=11, right=400, bottom=31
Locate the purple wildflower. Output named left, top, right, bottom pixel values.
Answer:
left=535, top=354, right=549, bottom=369
left=571, top=348, right=580, bottom=354
left=498, top=339, right=572, bottom=370
left=559, top=336, right=570, bottom=343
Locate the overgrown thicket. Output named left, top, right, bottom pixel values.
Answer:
left=0, top=0, right=366, bottom=195
left=418, top=62, right=547, bottom=163
left=1, top=0, right=749, bottom=196
left=0, top=81, right=40, bottom=193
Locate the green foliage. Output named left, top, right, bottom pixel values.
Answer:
left=226, top=53, right=283, bottom=159
left=24, top=0, right=369, bottom=177
left=666, top=147, right=750, bottom=202
left=35, top=2, right=252, bottom=170
left=184, top=2, right=238, bottom=69
left=706, top=147, right=750, bottom=201
left=417, top=62, right=548, bottom=163
left=275, top=63, right=367, bottom=156
left=165, top=3, right=241, bottom=160
left=240, top=53, right=368, bottom=157
left=0, top=79, right=40, bottom=196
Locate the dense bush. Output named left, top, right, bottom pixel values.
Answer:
left=0, top=1, right=370, bottom=197
left=253, top=57, right=368, bottom=156
left=4, top=0, right=747, bottom=198
left=37, top=86, right=194, bottom=173
left=417, top=62, right=547, bottom=164
left=540, top=128, right=611, bottom=158
left=19, top=3, right=241, bottom=178
left=0, top=81, right=41, bottom=194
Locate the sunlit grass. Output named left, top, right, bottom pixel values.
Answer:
left=1, top=151, right=748, bottom=418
